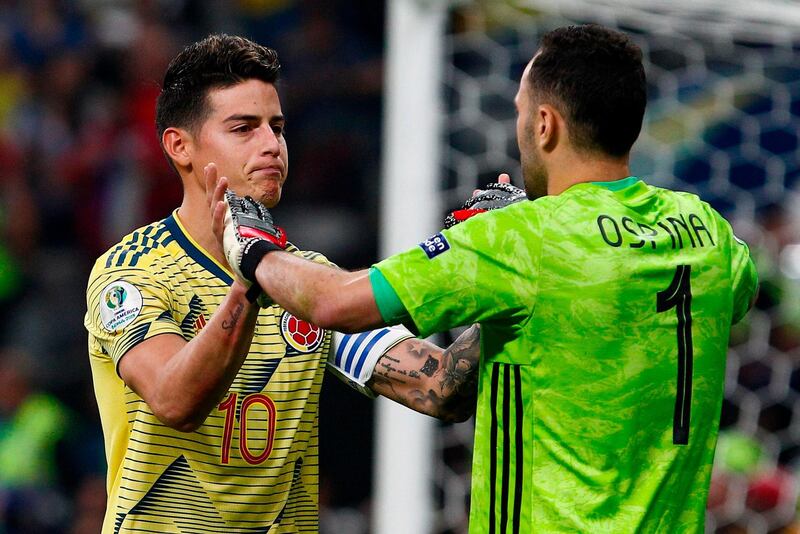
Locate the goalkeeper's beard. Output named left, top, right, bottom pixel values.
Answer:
left=521, top=149, right=548, bottom=200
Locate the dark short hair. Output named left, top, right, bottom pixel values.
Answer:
left=529, top=24, right=646, bottom=157
left=155, top=34, right=280, bottom=158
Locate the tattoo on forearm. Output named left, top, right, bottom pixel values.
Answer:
left=420, top=356, right=439, bottom=377
left=222, top=303, right=244, bottom=331
left=436, top=324, right=481, bottom=421
left=378, top=360, right=407, bottom=384
left=439, top=325, right=481, bottom=392
left=373, top=325, right=482, bottom=423
left=407, top=340, right=427, bottom=358
left=407, top=388, right=439, bottom=410
left=371, top=374, right=402, bottom=397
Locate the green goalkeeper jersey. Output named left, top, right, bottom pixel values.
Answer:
left=372, top=177, right=757, bottom=533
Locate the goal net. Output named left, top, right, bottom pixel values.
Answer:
left=431, top=1, right=800, bottom=533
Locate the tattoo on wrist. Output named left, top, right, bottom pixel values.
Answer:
left=222, top=303, right=244, bottom=331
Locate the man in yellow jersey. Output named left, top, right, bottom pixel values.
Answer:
left=211, top=25, right=759, bottom=533
left=85, top=34, right=482, bottom=533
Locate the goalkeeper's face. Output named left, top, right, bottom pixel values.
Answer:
left=193, top=79, right=288, bottom=208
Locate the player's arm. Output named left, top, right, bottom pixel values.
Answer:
left=731, top=240, right=759, bottom=324
left=118, top=281, right=260, bottom=432
left=222, top=180, right=526, bottom=332
left=258, top=255, right=379, bottom=331
left=719, top=213, right=759, bottom=324
left=370, top=325, right=480, bottom=422
left=328, top=325, right=481, bottom=423
left=208, top=169, right=525, bottom=333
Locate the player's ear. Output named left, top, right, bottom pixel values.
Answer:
left=537, top=104, right=560, bottom=153
left=162, top=127, right=193, bottom=169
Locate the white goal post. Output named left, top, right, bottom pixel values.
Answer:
left=376, top=1, right=448, bottom=533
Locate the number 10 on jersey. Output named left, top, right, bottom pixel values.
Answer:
left=218, top=392, right=277, bottom=464
left=656, top=265, right=693, bottom=445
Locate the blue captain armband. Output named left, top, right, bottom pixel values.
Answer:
left=327, top=325, right=414, bottom=398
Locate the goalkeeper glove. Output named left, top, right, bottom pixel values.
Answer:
left=444, top=182, right=526, bottom=228
left=222, top=190, right=287, bottom=304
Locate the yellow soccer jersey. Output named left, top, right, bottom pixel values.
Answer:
left=85, top=211, right=331, bottom=534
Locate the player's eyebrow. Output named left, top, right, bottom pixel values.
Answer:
left=223, top=113, right=285, bottom=123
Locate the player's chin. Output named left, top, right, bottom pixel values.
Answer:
left=257, top=186, right=282, bottom=208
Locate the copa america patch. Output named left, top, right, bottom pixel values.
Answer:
left=280, top=311, right=324, bottom=353
left=99, top=280, right=143, bottom=332
left=419, top=232, right=450, bottom=259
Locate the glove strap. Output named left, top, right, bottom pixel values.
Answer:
left=244, top=283, right=264, bottom=304
left=239, top=225, right=287, bottom=249
left=240, top=239, right=282, bottom=283
left=451, top=208, right=487, bottom=222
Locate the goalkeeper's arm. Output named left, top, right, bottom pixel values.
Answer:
left=328, top=325, right=480, bottom=423
left=210, top=171, right=521, bottom=333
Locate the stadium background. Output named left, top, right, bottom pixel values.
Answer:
left=0, top=1, right=798, bottom=533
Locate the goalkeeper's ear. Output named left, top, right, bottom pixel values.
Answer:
left=161, top=127, right=193, bottom=171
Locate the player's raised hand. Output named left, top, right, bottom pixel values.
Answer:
left=205, top=163, right=286, bottom=304
left=205, top=163, right=229, bottom=247
left=444, top=173, right=526, bottom=229
left=472, top=172, right=511, bottom=196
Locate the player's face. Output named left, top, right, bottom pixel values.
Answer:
left=194, top=79, right=288, bottom=208
left=516, top=57, right=547, bottom=200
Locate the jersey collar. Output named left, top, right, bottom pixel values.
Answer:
left=590, top=176, right=640, bottom=191
left=163, top=210, right=234, bottom=285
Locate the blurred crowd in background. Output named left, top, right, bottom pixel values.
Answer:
left=0, top=1, right=385, bottom=532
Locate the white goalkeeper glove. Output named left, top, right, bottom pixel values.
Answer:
left=222, top=190, right=287, bottom=304
left=444, top=181, right=526, bottom=228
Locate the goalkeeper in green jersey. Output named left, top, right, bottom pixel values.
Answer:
left=210, top=24, right=758, bottom=533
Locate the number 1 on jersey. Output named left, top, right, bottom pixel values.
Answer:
left=657, top=265, right=693, bottom=445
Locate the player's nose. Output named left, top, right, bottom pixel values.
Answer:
left=258, top=126, right=281, bottom=156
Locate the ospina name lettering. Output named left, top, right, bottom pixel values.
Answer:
left=596, top=213, right=715, bottom=250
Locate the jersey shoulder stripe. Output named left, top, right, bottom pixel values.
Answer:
left=162, top=214, right=232, bottom=284
left=104, top=220, right=174, bottom=270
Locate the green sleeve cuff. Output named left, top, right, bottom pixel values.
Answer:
left=369, top=266, right=410, bottom=325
